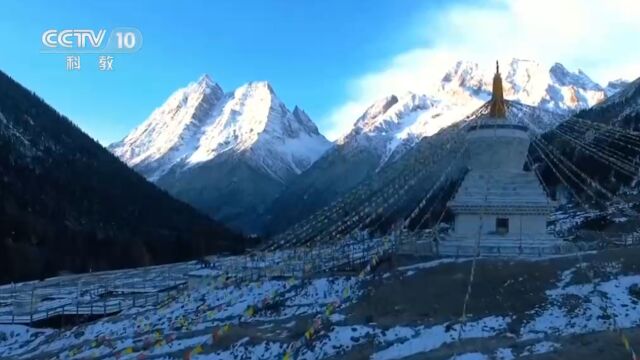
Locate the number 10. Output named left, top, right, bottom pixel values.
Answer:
left=115, top=32, right=136, bottom=49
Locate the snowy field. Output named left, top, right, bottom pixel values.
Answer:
left=0, top=262, right=195, bottom=325
left=3, top=245, right=640, bottom=359
left=0, top=236, right=388, bottom=326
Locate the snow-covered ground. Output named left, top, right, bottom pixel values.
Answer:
left=3, top=248, right=640, bottom=359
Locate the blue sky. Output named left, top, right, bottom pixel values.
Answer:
left=0, top=0, right=451, bottom=144
left=1, top=0, right=639, bottom=144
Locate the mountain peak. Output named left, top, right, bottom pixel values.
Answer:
left=111, top=77, right=331, bottom=183
left=197, top=73, right=214, bottom=85
left=167, top=75, right=224, bottom=108
left=291, top=106, right=322, bottom=136
left=439, top=61, right=487, bottom=99
left=599, top=77, right=640, bottom=107
left=345, top=92, right=438, bottom=157
left=240, top=81, right=276, bottom=94
left=550, top=62, right=568, bottom=72
left=608, top=78, right=631, bottom=86
left=291, top=105, right=311, bottom=123
left=192, top=74, right=224, bottom=98
left=336, top=58, right=618, bottom=169
left=292, top=105, right=304, bottom=115
left=441, top=60, right=482, bottom=84
left=549, top=63, right=601, bottom=91
left=604, top=79, right=632, bottom=97
left=358, top=95, right=400, bottom=123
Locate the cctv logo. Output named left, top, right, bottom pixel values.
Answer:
left=41, top=28, right=142, bottom=53
left=42, top=29, right=106, bottom=49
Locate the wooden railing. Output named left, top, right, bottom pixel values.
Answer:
left=0, top=284, right=185, bottom=325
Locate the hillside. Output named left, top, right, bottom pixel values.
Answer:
left=4, top=246, right=640, bottom=359
left=0, top=70, right=245, bottom=284
left=529, top=76, right=640, bottom=235
left=578, top=77, right=640, bottom=130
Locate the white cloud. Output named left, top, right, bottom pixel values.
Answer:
left=320, top=0, right=640, bottom=140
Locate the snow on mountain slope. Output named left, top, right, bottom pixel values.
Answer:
left=504, top=101, right=568, bottom=133
left=264, top=60, right=616, bottom=235
left=0, top=109, right=35, bottom=156
left=338, top=92, right=481, bottom=167
left=110, top=75, right=224, bottom=180
left=437, top=59, right=606, bottom=112
left=338, top=58, right=611, bottom=168
left=184, top=82, right=331, bottom=182
left=110, top=76, right=331, bottom=183
left=579, top=76, right=640, bottom=130
left=543, top=63, right=606, bottom=110
left=604, top=79, right=632, bottom=97
left=594, top=76, right=640, bottom=112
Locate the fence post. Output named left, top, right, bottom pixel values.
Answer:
left=30, top=286, right=35, bottom=325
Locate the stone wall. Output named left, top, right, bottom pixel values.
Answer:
left=454, top=213, right=549, bottom=237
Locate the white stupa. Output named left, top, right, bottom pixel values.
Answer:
left=441, top=62, right=561, bottom=256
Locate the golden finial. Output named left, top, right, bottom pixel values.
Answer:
left=489, top=60, right=506, bottom=118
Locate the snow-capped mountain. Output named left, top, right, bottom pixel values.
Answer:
left=111, top=59, right=629, bottom=235
left=338, top=58, right=610, bottom=168
left=110, top=76, right=331, bottom=233
left=437, top=59, right=606, bottom=112
left=265, top=59, right=627, bottom=236
left=265, top=99, right=567, bottom=235
left=582, top=76, right=640, bottom=129
left=604, top=79, right=631, bottom=97
left=110, top=75, right=225, bottom=180
left=337, top=92, right=484, bottom=167
left=110, top=76, right=331, bottom=182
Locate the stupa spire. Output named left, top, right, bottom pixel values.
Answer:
left=489, top=60, right=507, bottom=118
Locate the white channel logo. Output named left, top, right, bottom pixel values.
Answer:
left=42, top=30, right=106, bottom=48
left=41, top=28, right=143, bottom=53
